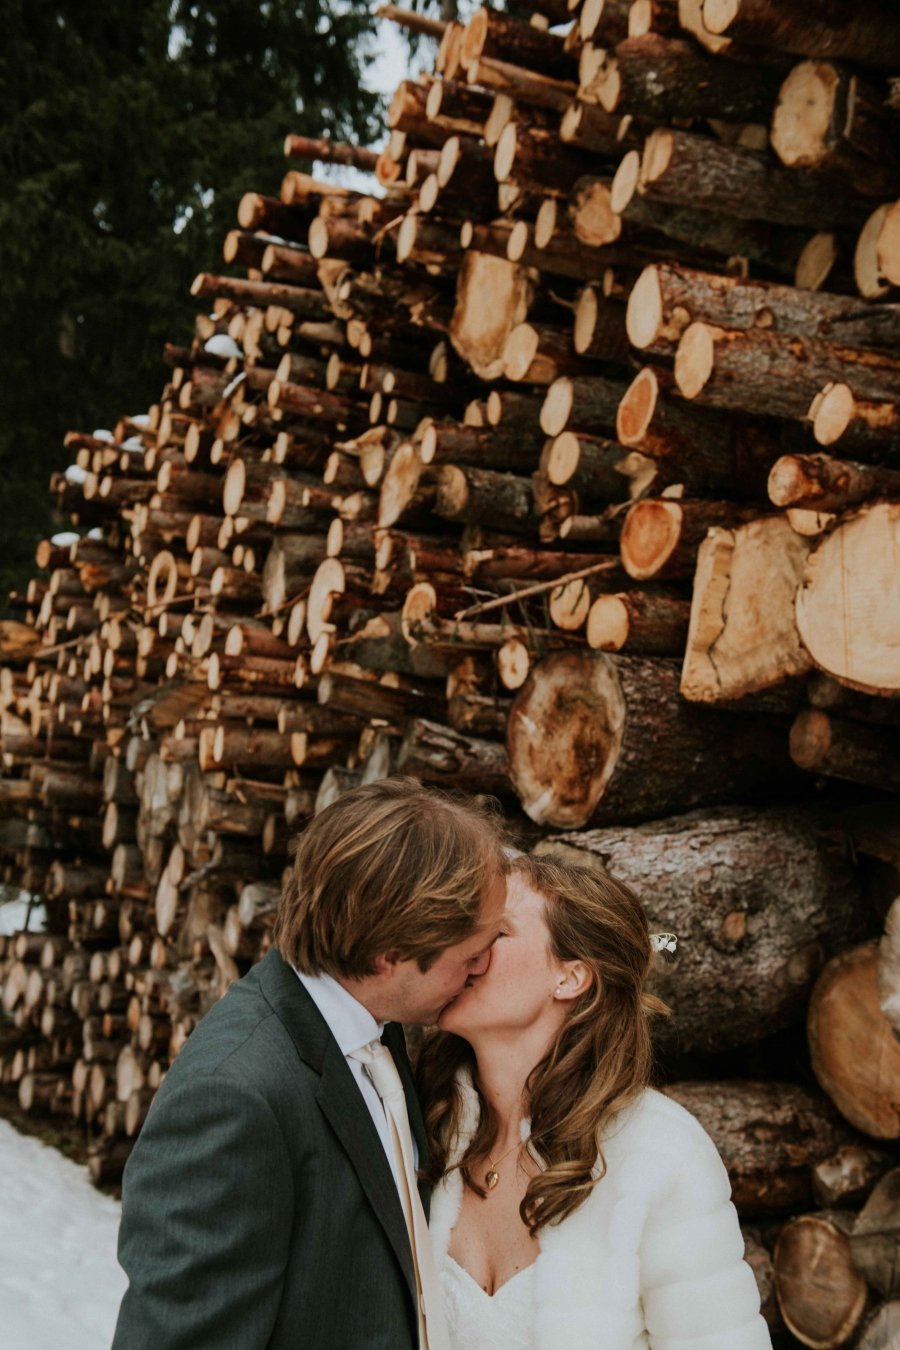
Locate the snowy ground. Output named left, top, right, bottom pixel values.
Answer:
left=0, top=1120, right=126, bottom=1350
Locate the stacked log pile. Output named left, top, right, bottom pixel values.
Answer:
left=3, top=0, right=900, bottom=1334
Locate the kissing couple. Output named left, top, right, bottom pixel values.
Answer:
left=112, top=778, right=770, bottom=1350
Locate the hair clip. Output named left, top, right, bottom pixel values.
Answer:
left=650, top=933, right=677, bottom=954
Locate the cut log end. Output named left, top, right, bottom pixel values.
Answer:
left=674, top=321, right=715, bottom=400
left=494, top=122, right=517, bottom=184
left=789, top=709, right=833, bottom=771
left=771, top=62, right=840, bottom=172
left=773, top=1214, right=868, bottom=1350
left=813, top=383, right=855, bottom=447
left=586, top=594, right=629, bottom=650
left=620, top=499, right=682, bottom=580
left=610, top=150, right=641, bottom=215
left=796, top=233, right=838, bottom=292
left=616, top=367, right=658, bottom=446
left=625, top=265, right=663, bottom=351
left=503, top=323, right=540, bottom=382
left=496, top=639, right=531, bottom=691
left=574, top=287, right=598, bottom=356
left=856, top=204, right=892, bottom=300
left=540, top=377, right=575, bottom=437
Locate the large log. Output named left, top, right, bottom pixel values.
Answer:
left=626, top=260, right=900, bottom=356
left=550, top=805, right=862, bottom=1052
left=681, top=517, right=813, bottom=703
left=449, top=251, right=533, bottom=382
left=701, top=0, right=900, bottom=72
left=506, top=650, right=800, bottom=828
left=773, top=1211, right=868, bottom=1350
left=659, top=1081, right=855, bottom=1214
left=795, top=504, right=900, bottom=696
left=809, top=942, right=900, bottom=1139
left=634, top=127, right=870, bottom=232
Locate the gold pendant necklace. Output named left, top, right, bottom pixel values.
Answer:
left=484, top=1140, right=521, bottom=1190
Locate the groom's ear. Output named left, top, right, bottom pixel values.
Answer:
left=372, top=950, right=403, bottom=979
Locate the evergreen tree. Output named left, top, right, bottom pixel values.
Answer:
left=0, top=0, right=381, bottom=608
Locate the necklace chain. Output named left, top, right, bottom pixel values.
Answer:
left=484, top=1139, right=521, bottom=1191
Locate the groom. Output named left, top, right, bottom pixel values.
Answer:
left=112, top=778, right=507, bottom=1349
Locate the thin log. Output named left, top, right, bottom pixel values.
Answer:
left=769, top=453, right=900, bottom=513
left=701, top=0, right=900, bottom=72
left=674, top=320, right=900, bottom=420
left=626, top=260, right=900, bottom=355
left=636, top=127, right=870, bottom=232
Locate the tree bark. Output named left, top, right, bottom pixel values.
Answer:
left=811, top=383, right=900, bottom=457
left=190, top=273, right=330, bottom=321
left=494, top=123, right=595, bottom=197
left=420, top=422, right=543, bottom=473
left=809, top=942, right=900, bottom=1138
left=507, top=651, right=802, bottom=828
left=796, top=504, right=900, bottom=697
left=283, top=134, right=379, bottom=171
left=702, top=0, right=900, bottom=72
left=637, top=128, right=870, bottom=232
left=552, top=804, right=863, bottom=1051
left=559, top=100, right=641, bottom=160
left=466, top=55, right=577, bottom=114
left=662, top=1082, right=855, bottom=1208
left=681, top=517, right=813, bottom=702
left=542, top=430, right=639, bottom=501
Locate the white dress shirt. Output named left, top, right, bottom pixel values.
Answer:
left=295, top=969, right=417, bottom=1193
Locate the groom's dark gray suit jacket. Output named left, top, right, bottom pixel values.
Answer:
left=112, top=946, right=427, bottom=1349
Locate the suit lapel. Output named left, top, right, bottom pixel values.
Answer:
left=258, top=949, right=418, bottom=1304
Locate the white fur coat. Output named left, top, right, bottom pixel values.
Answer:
left=429, top=1080, right=772, bottom=1350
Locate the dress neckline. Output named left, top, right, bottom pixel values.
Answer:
left=445, top=1253, right=537, bottom=1301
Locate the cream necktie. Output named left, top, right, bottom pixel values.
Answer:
left=350, top=1039, right=452, bottom=1350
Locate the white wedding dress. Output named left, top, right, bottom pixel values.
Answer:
left=440, top=1254, right=537, bottom=1350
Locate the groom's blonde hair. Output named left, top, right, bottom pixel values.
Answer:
left=274, top=778, right=508, bottom=978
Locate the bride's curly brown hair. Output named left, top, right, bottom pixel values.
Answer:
left=415, top=851, right=668, bottom=1236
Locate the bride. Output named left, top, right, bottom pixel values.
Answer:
left=416, top=851, right=771, bottom=1350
